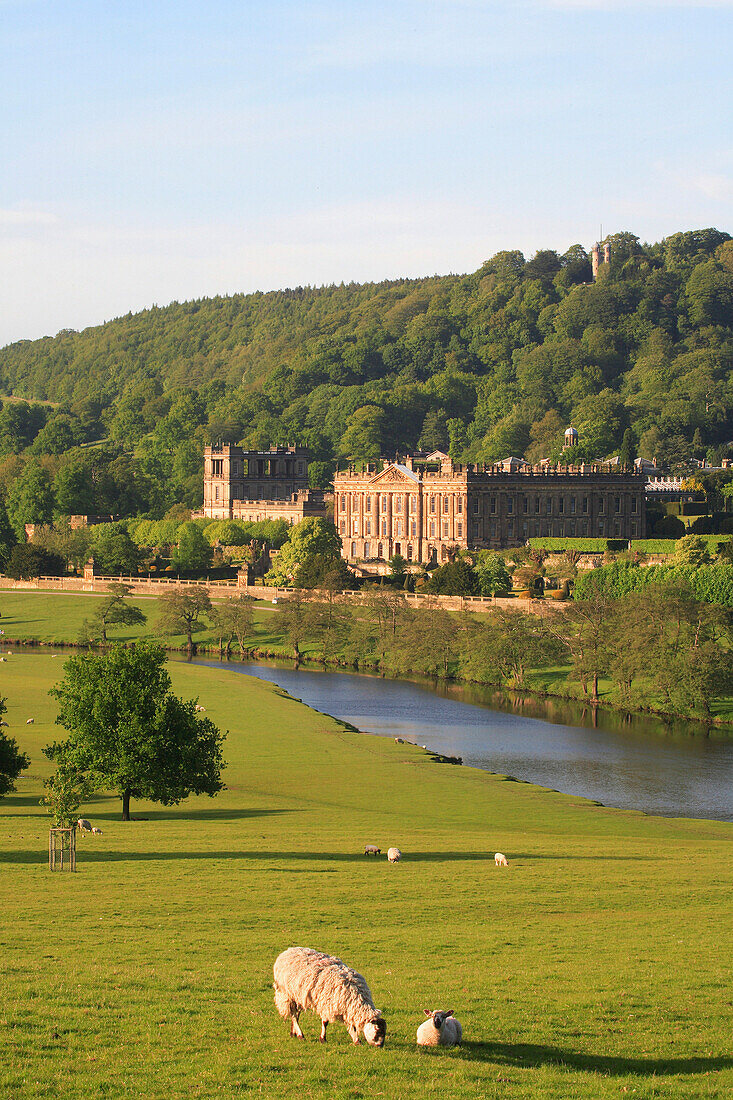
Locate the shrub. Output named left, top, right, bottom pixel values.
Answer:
left=5, top=544, right=65, bottom=579
left=527, top=537, right=626, bottom=552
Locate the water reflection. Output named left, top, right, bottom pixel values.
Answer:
left=192, top=659, right=733, bottom=823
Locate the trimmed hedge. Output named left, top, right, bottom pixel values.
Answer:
left=630, top=536, right=733, bottom=555
left=527, top=537, right=627, bottom=553
left=574, top=561, right=733, bottom=606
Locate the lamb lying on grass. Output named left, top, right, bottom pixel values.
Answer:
left=416, top=1009, right=462, bottom=1047
left=273, top=947, right=386, bottom=1046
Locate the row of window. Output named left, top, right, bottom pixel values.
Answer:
left=339, top=493, right=465, bottom=515
left=339, top=492, right=639, bottom=516
left=340, top=519, right=465, bottom=538
left=210, top=460, right=305, bottom=479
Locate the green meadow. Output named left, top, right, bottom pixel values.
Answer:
left=1, top=651, right=732, bottom=1100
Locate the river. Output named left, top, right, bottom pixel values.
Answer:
left=192, top=659, right=733, bottom=823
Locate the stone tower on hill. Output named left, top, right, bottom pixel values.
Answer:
left=591, top=240, right=611, bottom=280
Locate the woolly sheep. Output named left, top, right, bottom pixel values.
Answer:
left=91, top=827, right=103, bottom=835
left=494, top=852, right=508, bottom=867
left=25, top=718, right=34, bottom=724
left=273, top=947, right=386, bottom=1046
left=387, top=847, right=401, bottom=863
left=77, top=819, right=92, bottom=832
left=364, top=844, right=381, bottom=857
left=416, top=1009, right=462, bottom=1048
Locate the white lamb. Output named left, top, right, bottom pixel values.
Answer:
left=416, top=1009, right=462, bottom=1047
left=387, top=847, right=401, bottom=863
left=494, top=852, right=508, bottom=867
left=273, top=947, right=386, bottom=1046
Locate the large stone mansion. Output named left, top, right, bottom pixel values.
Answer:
left=333, top=449, right=646, bottom=565
left=202, top=439, right=646, bottom=565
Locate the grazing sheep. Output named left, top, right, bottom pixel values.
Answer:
left=195, top=704, right=206, bottom=712
left=416, top=1009, right=462, bottom=1047
left=394, top=737, right=404, bottom=744
left=494, top=852, right=508, bottom=867
left=91, top=827, right=103, bottom=835
left=387, top=847, right=402, bottom=863
left=273, top=947, right=386, bottom=1046
left=364, top=844, right=381, bottom=857
left=25, top=718, right=34, bottom=724
left=77, top=819, right=92, bottom=832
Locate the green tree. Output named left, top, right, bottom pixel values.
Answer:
left=172, top=522, right=213, bottom=573
left=5, top=544, right=65, bottom=579
left=6, top=461, right=55, bottom=539
left=266, top=518, right=342, bottom=586
left=208, top=595, right=253, bottom=658
left=272, top=590, right=311, bottom=660
left=674, top=535, right=712, bottom=568
left=157, top=587, right=212, bottom=655
left=91, top=524, right=141, bottom=575
left=338, top=405, right=386, bottom=462
left=474, top=552, right=512, bottom=597
left=46, top=642, right=226, bottom=821
left=0, top=698, right=30, bottom=796
left=40, top=763, right=95, bottom=827
left=80, top=582, right=147, bottom=643
left=0, top=499, right=17, bottom=569
left=618, top=427, right=636, bottom=467
left=426, top=560, right=479, bottom=596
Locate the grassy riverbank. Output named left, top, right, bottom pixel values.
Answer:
left=1, top=652, right=733, bottom=1099
left=2, top=588, right=733, bottom=728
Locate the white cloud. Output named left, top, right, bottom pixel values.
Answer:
left=0, top=203, right=58, bottom=228
left=690, top=173, right=733, bottom=201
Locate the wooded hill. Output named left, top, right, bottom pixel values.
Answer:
left=1, top=227, right=732, bottom=521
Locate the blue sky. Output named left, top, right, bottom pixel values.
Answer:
left=1, top=0, right=732, bottom=345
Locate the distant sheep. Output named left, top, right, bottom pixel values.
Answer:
left=195, top=704, right=206, bottom=712
left=387, top=847, right=401, bottom=863
left=77, top=819, right=92, bottom=832
left=416, top=1009, right=462, bottom=1048
left=25, top=718, right=34, bottom=725
left=364, top=844, right=381, bottom=857
left=91, top=827, right=103, bottom=835
left=394, top=737, right=404, bottom=744
left=273, top=947, right=386, bottom=1046
left=494, top=852, right=508, bottom=867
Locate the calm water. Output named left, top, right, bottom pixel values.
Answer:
left=192, top=660, right=733, bottom=823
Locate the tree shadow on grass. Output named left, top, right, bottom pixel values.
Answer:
left=459, top=1041, right=733, bottom=1077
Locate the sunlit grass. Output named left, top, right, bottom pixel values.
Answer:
left=1, top=653, right=732, bottom=1098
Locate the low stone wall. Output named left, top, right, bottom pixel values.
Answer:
left=0, top=574, right=569, bottom=616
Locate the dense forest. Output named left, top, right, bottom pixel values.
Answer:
left=1, top=227, right=732, bottom=525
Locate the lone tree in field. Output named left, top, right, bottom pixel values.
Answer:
left=81, top=582, right=147, bottom=643
left=45, top=642, right=226, bottom=821
left=0, top=698, right=30, bottom=797
left=157, top=586, right=212, bottom=655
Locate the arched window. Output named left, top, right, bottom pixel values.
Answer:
left=364, top=541, right=370, bottom=558
left=351, top=542, right=356, bottom=557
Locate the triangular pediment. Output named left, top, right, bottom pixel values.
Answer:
left=369, top=463, right=420, bottom=485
